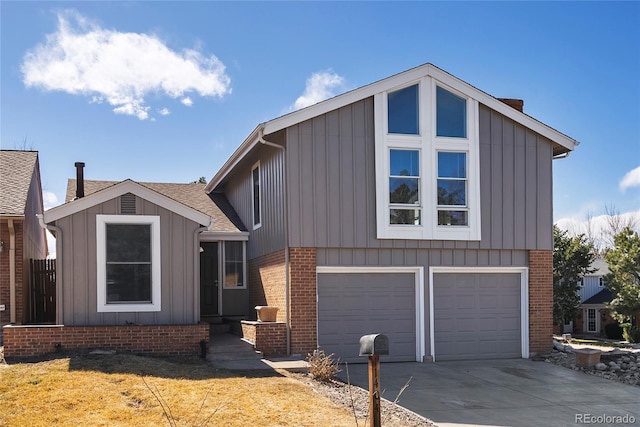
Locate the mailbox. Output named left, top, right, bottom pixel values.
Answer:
left=359, top=334, right=389, bottom=356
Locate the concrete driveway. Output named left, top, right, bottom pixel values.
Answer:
left=337, top=358, right=640, bottom=427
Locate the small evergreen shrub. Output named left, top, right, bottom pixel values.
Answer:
left=604, top=323, right=624, bottom=340
left=306, top=349, right=340, bottom=382
left=622, top=325, right=640, bottom=343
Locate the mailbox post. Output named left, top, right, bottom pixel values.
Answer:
left=359, top=334, right=389, bottom=427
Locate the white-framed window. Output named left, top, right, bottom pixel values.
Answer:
left=251, top=161, right=262, bottom=229
left=223, top=241, right=246, bottom=289
left=96, top=214, right=161, bottom=312
left=375, top=77, right=480, bottom=240
left=586, top=308, right=598, bottom=333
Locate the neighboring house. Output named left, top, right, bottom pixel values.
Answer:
left=4, top=63, right=579, bottom=361
left=204, top=63, right=578, bottom=362
left=0, top=150, right=48, bottom=335
left=575, top=258, right=615, bottom=335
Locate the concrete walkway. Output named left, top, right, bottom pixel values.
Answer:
left=337, top=358, right=640, bottom=427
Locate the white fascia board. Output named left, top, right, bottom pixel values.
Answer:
left=264, top=63, right=577, bottom=151
left=199, top=230, right=250, bottom=241
left=43, top=180, right=212, bottom=226
left=205, top=125, right=263, bottom=193
left=213, top=63, right=577, bottom=190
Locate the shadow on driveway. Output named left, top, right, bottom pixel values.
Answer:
left=338, top=358, right=640, bottom=427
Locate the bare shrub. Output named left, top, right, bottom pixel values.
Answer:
left=306, top=349, right=340, bottom=382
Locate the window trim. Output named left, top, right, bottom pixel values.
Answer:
left=375, top=77, right=481, bottom=240
left=222, top=240, right=247, bottom=289
left=251, top=161, right=262, bottom=230
left=96, top=214, right=161, bottom=312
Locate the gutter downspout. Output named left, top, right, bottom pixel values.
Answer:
left=194, top=221, right=212, bottom=324
left=37, top=214, right=63, bottom=324
left=258, top=129, right=291, bottom=356
left=8, top=219, right=16, bottom=324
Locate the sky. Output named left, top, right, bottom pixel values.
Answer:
left=1, top=1, right=639, bottom=251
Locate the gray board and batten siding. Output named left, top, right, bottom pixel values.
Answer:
left=53, top=194, right=201, bottom=326
left=285, top=97, right=554, bottom=253
left=221, top=130, right=286, bottom=261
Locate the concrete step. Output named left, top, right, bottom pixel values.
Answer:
left=209, top=323, right=230, bottom=334
left=207, top=333, right=263, bottom=361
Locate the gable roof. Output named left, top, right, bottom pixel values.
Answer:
left=583, top=288, right=613, bottom=305
left=44, top=179, right=246, bottom=233
left=205, top=62, right=579, bottom=193
left=0, top=150, right=39, bottom=216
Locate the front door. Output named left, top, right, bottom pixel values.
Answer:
left=200, top=242, right=219, bottom=317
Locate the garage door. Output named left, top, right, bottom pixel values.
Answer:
left=317, top=272, right=416, bottom=363
left=433, top=272, right=521, bottom=361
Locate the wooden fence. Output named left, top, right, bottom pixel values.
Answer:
left=29, top=259, right=56, bottom=323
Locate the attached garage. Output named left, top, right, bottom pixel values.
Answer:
left=317, top=267, right=421, bottom=363
left=430, top=268, right=528, bottom=361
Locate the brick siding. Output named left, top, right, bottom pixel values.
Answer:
left=3, top=323, right=210, bottom=358
left=248, top=249, right=286, bottom=322
left=241, top=321, right=287, bottom=357
left=289, top=247, right=317, bottom=356
left=529, top=250, right=553, bottom=354
left=0, top=220, right=25, bottom=325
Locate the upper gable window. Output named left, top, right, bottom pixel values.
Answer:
left=251, top=161, right=261, bottom=229
left=436, top=86, right=467, bottom=138
left=375, top=77, right=480, bottom=241
left=388, top=84, right=419, bottom=135
left=96, top=215, right=161, bottom=312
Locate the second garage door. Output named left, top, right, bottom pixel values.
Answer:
left=317, top=272, right=416, bottom=363
left=433, top=272, right=522, bottom=361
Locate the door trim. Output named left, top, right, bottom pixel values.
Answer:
left=316, top=266, right=425, bottom=362
left=429, top=266, right=530, bottom=361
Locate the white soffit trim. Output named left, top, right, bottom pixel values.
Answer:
left=43, top=179, right=212, bottom=226
left=208, top=63, right=577, bottom=191
left=205, top=125, right=262, bottom=193
left=264, top=63, right=577, bottom=150
left=200, top=231, right=250, bottom=241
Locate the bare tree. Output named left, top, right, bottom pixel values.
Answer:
left=13, top=136, right=36, bottom=151
left=603, top=204, right=639, bottom=249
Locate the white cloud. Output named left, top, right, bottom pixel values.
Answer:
left=158, top=108, right=171, bottom=116
left=181, top=97, right=193, bottom=106
left=555, top=209, right=640, bottom=250
left=21, top=10, right=231, bottom=120
left=620, top=166, right=640, bottom=191
left=42, top=191, right=59, bottom=210
left=292, top=69, right=345, bottom=110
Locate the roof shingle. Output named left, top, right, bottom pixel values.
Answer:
left=65, top=179, right=246, bottom=233
left=0, top=150, right=38, bottom=216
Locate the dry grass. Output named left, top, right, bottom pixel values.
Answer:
left=0, top=352, right=364, bottom=426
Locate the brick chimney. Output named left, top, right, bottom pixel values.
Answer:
left=498, top=98, right=524, bottom=112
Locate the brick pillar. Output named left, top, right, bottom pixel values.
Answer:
left=289, top=247, right=316, bottom=356
left=529, top=250, right=553, bottom=354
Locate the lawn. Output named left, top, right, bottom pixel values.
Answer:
left=0, top=351, right=363, bottom=426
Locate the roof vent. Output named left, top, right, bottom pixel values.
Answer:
left=120, top=193, right=136, bottom=214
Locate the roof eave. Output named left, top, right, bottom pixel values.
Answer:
left=205, top=124, right=264, bottom=193
left=44, top=180, right=212, bottom=226
left=208, top=62, right=579, bottom=188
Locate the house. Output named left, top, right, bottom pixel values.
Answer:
left=3, top=63, right=578, bottom=361
left=575, top=258, right=616, bottom=335
left=204, top=63, right=577, bottom=362
left=2, top=169, right=249, bottom=357
left=0, top=150, right=49, bottom=338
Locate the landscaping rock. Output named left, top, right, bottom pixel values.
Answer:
left=545, top=347, right=640, bottom=387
